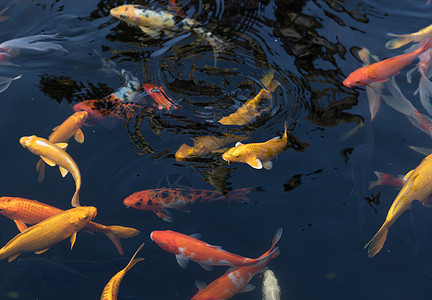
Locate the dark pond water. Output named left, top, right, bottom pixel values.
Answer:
left=1, top=0, right=432, bottom=299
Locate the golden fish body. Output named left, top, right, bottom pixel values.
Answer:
left=365, top=153, right=432, bottom=257
left=101, top=243, right=145, bottom=300
left=222, top=125, right=287, bottom=170
left=20, top=135, right=82, bottom=207
left=0, top=206, right=96, bottom=262
left=386, top=23, right=432, bottom=49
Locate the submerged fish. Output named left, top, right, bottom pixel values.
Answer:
left=222, top=125, right=287, bottom=170
left=0, top=197, right=140, bottom=256
left=191, top=229, right=282, bottom=300
left=0, top=206, right=97, bottom=262
left=36, top=111, right=88, bottom=183
left=141, top=83, right=177, bottom=110
left=386, top=24, right=432, bottom=49
left=262, top=269, right=281, bottom=300
left=123, top=187, right=253, bottom=222
left=100, top=243, right=145, bottom=300
left=19, top=135, right=81, bottom=207
left=150, top=230, right=279, bottom=270
left=369, top=171, right=405, bottom=190
left=365, top=153, right=432, bottom=257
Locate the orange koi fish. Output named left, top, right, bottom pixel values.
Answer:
left=343, top=35, right=432, bottom=87
left=175, top=135, right=247, bottom=161
left=142, top=83, right=177, bottom=110
left=100, top=243, right=145, bottom=300
left=365, top=153, right=432, bottom=257
left=0, top=197, right=140, bottom=256
left=222, top=124, right=287, bottom=170
left=191, top=228, right=282, bottom=300
left=123, top=187, right=253, bottom=222
left=20, top=135, right=81, bottom=207
left=0, top=206, right=96, bottom=262
left=150, top=230, right=279, bottom=270
left=36, top=111, right=88, bottom=183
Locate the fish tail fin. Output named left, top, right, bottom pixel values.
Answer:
left=364, top=223, right=389, bottom=258
left=124, top=242, right=145, bottom=272
left=385, top=33, right=416, bottom=49
left=36, top=159, right=45, bottom=183
left=418, top=70, right=432, bottom=116
left=383, top=77, right=417, bottom=117
left=251, top=228, right=283, bottom=267
left=225, top=187, right=256, bottom=204
left=71, top=191, right=80, bottom=207
left=104, top=226, right=141, bottom=256
left=369, top=171, right=384, bottom=190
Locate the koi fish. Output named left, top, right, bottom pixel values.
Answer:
left=343, top=35, right=432, bottom=87
left=141, top=83, right=177, bottom=110
left=222, top=124, right=287, bottom=170
left=150, top=230, right=279, bottom=270
left=0, top=197, right=140, bottom=256
left=262, top=269, right=281, bottom=300
left=0, top=74, right=21, bottom=94
left=110, top=5, right=223, bottom=64
left=0, top=7, right=9, bottom=23
left=123, top=187, right=253, bottom=222
left=365, top=153, right=432, bottom=257
left=369, top=171, right=405, bottom=190
left=100, top=243, right=145, bottom=300
left=36, top=111, right=88, bottom=183
left=19, top=135, right=81, bottom=207
left=191, top=228, right=282, bottom=300
left=386, top=24, right=432, bottom=49
left=416, top=49, right=432, bottom=116
left=0, top=206, right=96, bottom=262
left=175, top=135, right=247, bottom=161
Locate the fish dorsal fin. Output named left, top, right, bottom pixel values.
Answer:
left=35, top=248, right=50, bottom=255
left=52, top=125, right=60, bottom=132
left=8, top=253, right=21, bottom=262
left=74, top=129, right=84, bottom=144
left=235, top=142, right=243, bottom=147
left=404, top=170, right=414, bottom=181
left=190, top=233, right=201, bottom=239
left=262, top=160, right=273, bottom=170
left=195, top=280, right=207, bottom=290
left=239, top=284, right=255, bottom=293
left=70, top=232, right=77, bottom=250
left=247, top=158, right=263, bottom=169
left=41, top=156, right=56, bottom=167
left=59, top=166, right=69, bottom=177
left=14, top=220, right=27, bottom=232
left=55, top=142, right=68, bottom=150
left=176, top=254, right=189, bottom=268
left=198, top=262, right=213, bottom=271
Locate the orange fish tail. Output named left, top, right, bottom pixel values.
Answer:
left=104, top=226, right=141, bottom=256
left=71, top=190, right=80, bottom=207
left=364, top=223, right=389, bottom=258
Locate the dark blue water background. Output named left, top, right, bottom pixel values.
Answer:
left=1, top=0, right=431, bottom=299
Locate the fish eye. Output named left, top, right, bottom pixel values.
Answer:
left=160, top=242, right=165, bottom=246
left=120, top=14, right=126, bottom=19
left=82, top=215, right=89, bottom=220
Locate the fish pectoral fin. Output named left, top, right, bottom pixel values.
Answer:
left=195, top=280, right=207, bottom=290
left=52, top=125, right=60, bottom=132
left=239, top=284, right=255, bottom=293
left=235, top=142, right=244, bottom=147
left=139, top=26, right=160, bottom=37
left=35, top=248, right=50, bottom=255
left=70, top=232, right=77, bottom=250
left=41, top=156, right=56, bottom=167
left=154, top=209, right=173, bottom=222
left=189, top=233, right=201, bottom=239
left=59, top=166, right=69, bottom=177
left=404, top=169, right=414, bottom=181
left=198, top=262, right=213, bottom=271
left=8, top=253, right=21, bottom=262
left=175, top=254, right=189, bottom=268
left=74, top=129, right=85, bottom=144
left=13, top=220, right=27, bottom=232
left=247, top=158, right=263, bottom=169
left=55, top=142, right=68, bottom=150
left=262, top=160, right=273, bottom=170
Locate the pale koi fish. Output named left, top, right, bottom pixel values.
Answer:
left=0, top=74, right=21, bottom=94
left=386, top=24, right=432, bottom=50
left=0, top=34, right=67, bottom=56
left=110, top=5, right=223, bottom=65
left=20, top=135, right=81, bottom=207
left=262, top=269, right=281, bottom=300
left=150, top=230, right=279, bottom=270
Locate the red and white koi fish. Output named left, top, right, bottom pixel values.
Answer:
left=123, top=187, right=253, bottom=222
left=343, top=35, right=432, bottom=87
left=191, top=228, right=282, bottom=300
left=369, top=171, right=405, bottom=190
left=150, top=230, right=279, bottom=270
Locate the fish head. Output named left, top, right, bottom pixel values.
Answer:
left=222, top=143, right=248, bottom=163
left=150, top=230, right=178, bottom=252
left=71, top=111, right=89, bottom=125
left=68, top=206, right=97, bottom=229
left=175, top=144, right=195, bottom=161
left=343, top=67, right=371, bottom=87
left=110, top=5, right=147, bottom=27
left=0, top=197, right=18, bottom=217
left=123, top=191, right=152, bottom=210
left=73, top=101, right=103, bottom=125
left=19, top=135, right=40, bottom=151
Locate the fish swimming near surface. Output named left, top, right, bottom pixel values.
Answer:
left=150, top=230, right=279, bottom=270
left=0, top=206, right=97, bottom=262
left=343, top=34, right=432, bottom=87
left=141, top=83, right=177, bottom=110
left=19, top=135, right=82, bottom=207
left=191, top=228, right=282, bottom=300
left=222, top=124, right=287, bottom=170
left=100, top=243, right=145, bottom=300
left=365, top=153, right=432, bottom=257
left=36, top=111, right=88, bottom=183
left=386, top=23, right=432, bottom=50
left=262, top=269, right=281, bottom=300
left=123, top=187, right=253, bottom=222
left=175, top=134, right=248, bottom=161
left=0, top=197, right=140, bottom=256
left=110, top=5, right=223, bottom=64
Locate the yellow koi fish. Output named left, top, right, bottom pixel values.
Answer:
left=222, top=124, right=287, bottom=170
left=0, top=206, right=96, bottom=262
left=20, top=135, right=82, bottom=207
left=218, top=72, right=280, bottom=126
left=175, top=134, right=247, bottom=161
left=386, top=23, right=432, bottom=49
left=36, top=111, right=88, bottom=183
left=100, top=243, right=145, bottom=300
left=365, top=153, right=432, bottom=257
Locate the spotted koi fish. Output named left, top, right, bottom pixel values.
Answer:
left=150, top=230, right=279, bottom=270
left=123, top=187, right=253, bottom=222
